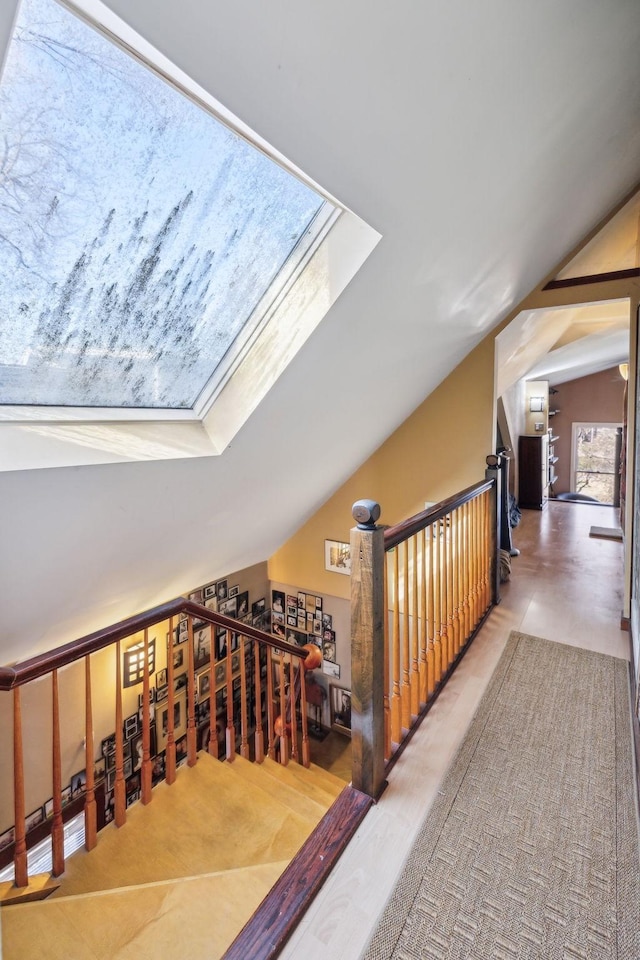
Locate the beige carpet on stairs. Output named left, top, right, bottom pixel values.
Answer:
left=364, top=632, right=640, bottom=960
left=1, top=753, right=345, bottom=960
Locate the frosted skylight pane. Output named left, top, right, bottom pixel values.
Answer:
left=0, top=0, right=327, bottom=408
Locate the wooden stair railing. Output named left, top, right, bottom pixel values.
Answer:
left=0, top=598, right=313, bottom=894
left=350, top=456, right=502, bottom=799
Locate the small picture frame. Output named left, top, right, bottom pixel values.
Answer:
left=25, top=806, right=44, bottom=834
left=71, top=769, right=87, bottom=798
left=323, top=660, right=341, bottom=679
left=228, top=584, right=239, bottom=598
left=198, top=669, right=211, bottom=700
left=219, top=596, right=237, bottom=618
left=325, top=540, right=351, bottom=575
left=236, top=591, right=249, bottom=619
left=323, top=639, right=337, bottom=663
left=330, top=684, right=351, bottom=735
left=193, top=624, right=212, bottom=669
left=203, top=583, right=217, bottom=600
left=124, top=712, right=140, bottom=740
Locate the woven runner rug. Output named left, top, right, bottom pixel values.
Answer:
left=364, top=631, right=640, bottom=960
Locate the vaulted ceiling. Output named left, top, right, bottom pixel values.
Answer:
left=2, top=0, right=640, bottom=660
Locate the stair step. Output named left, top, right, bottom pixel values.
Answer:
left=258, top=756, right=347, bottom=804
left=0, top=872, right=60, bottom=905
left=48, top=753, right=323, bottom=899
left=228, top=756, right=334, bottom=822
left=2, top=860, right=288, bottom=960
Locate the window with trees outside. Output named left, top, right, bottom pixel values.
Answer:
left=0, top=0, right=336, bottom=410
left=571, top=423, right=622, bottom=504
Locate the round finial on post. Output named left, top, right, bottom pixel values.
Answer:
left=352, top=499, right=381, bottom=530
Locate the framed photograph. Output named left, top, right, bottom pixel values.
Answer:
left=216, top=579, right=228, bottom=602
left=236, top=591, right=249, bottom=619
left=287, top=615, right=297, bottom=627
left=94, top=757, right=106, bottom=782
left=305, top=594, right=316, bottom=614
left=272, top=620, right=286, bottom=639
left=285, top=628, right=308, bottom=647
left=101, top=733, right=116, bottom=757
left=313, top=618, right=322, bottom=637
left=197, top=697, right=211, bottom=724
left=272, top=610, right=285, bottom=625
left=61, top=785, right=72, bottom=807
left=297, top=591, right=306, bottom=608
left=71, top=769, right=87, bottom=798
left=216, top=627, right=228, bottom=661
left=44, top=797, right=54, bottom=818
left=25, top=806, right=44, bottom=833
left=231, top=651, right=241, bottom=674
left=151, top=753, right=166, bottom=785
left=204, top=597, right=218, bottom=611
left=198, top=669, right=211, bottom=700
left=193, top=624, right=212, bottom=669
left=323, top=639, right=336, bottom=663
left=155, top=688, right=187, bottom=752
left=219, top=596, right=237, bottom=619
left=125, top=772, right=141, bottom=806
left=228, top=584, right=239, bottom=598
left=322, top=612, right=333, bottom=628
left=323, top=659, right=341, bottom=679
left=188, top=588, right=203, bottom=603
left=252, top=597, right=266, bottom=618
left=124, top=712, right=140, bottom=740
left=203, top=582, right=217, bottom=600
left=214, top=661, right=226, bottom=687
left=176, top=734, right=188, bottom=766
left=272, top=590, right=285, bottom=615
left=156, top=684, right=168, bottom=703
left=297, top=616, right=307, bottom=631
left=315, top=596, right=322, bottom=610
left=330, top=684, right=351, bottom=735
left=156, top=668, right=167, bottom=689
left=172, top=644, right=187, bottom=675
left=325, top=539, right=351, bottom=575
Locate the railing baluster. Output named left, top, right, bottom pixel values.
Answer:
left=300, top=660, right=310, bottom=767
left=427, top=522, right=435, bottom=696
left=166, top=619, right=177, bottom=784
left=410, top=535, right=420, bottom=717
left=240, top=637, right=249, bottom=760
left=13, top=687, right=28, bottom=888
left=278, top=655, right=289, bottom=765
left=401, top=539, right=411, bottom=730
left=226, top=632, right=236, bottom=762
left=433, top=521, right=442, bottom=683
left=266, top=647, right=276, bottom=760
left=84, top=654, right=97, bottom=850
left=442, top=516, right=451, bottom=671
left=383, top=554, right=392, bottom=761
left=141, top=627, right=152, bottom=803
left=51, top=669, right=64, bottom=877
left=289, top=653, right=299, bottom=764
left=419, top=527, right=428, bottom=704
left=462, top=501, right=471, bottom=639
left=254, top=641, right=264, bottom=763
left=187, top=618, right=197, bottom=767
left=391, top=547, right=402, bottom=745
left=114, top=640, right=126, bottom=827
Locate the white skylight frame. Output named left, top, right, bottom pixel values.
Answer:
left=0, top=0, right=381, bottom=469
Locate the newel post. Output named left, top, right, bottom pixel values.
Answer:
left=350, top=499, right=385, bottom=800
left=485, top=454, right=503, bottom=607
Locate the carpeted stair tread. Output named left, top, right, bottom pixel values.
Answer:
left=225, top=756, right=333, bottom=822
left=257, top=755, right=347, bottom=803
left=2, top=859, right=289, bottom=960
left=48, top=752, right=321, bottom=899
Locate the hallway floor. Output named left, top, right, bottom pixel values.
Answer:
left=280, top=500, right=630, bottom=960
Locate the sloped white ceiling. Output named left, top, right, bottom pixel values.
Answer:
left=2, top=0, right=640, bottom=660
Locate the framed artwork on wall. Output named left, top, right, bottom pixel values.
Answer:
left=325, top=539, right=351, bottom=575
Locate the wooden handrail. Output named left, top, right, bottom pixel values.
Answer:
left=383, top=479, right=494, bottom=551
left=0, top=599, right=306, bottom=691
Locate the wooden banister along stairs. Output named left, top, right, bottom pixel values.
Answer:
left=0, top=455, right=502, bottom=960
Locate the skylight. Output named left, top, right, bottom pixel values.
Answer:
left=0, top=0, right=332, bottom=410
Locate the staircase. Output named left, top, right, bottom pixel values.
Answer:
left=1, top=752, right=346, bottom=960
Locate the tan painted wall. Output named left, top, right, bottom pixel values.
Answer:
left=552, top=367, right=626, bottom=494
left=269, top=334, right=496, bottom=601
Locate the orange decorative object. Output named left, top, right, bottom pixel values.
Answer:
left=274, top=715, right=291, bottom=737
left=302, top=643, right=322, bottom=672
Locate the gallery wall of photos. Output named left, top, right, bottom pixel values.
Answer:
left=0, top=569, right=347, bottom=856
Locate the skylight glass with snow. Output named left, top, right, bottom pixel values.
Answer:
left=0, top=0, right=333, bottom=410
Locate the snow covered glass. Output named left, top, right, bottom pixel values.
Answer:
left=0, top=0, right=330, bottom=409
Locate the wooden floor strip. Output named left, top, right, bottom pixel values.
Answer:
left=222, top=785, right=372, bottom=960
